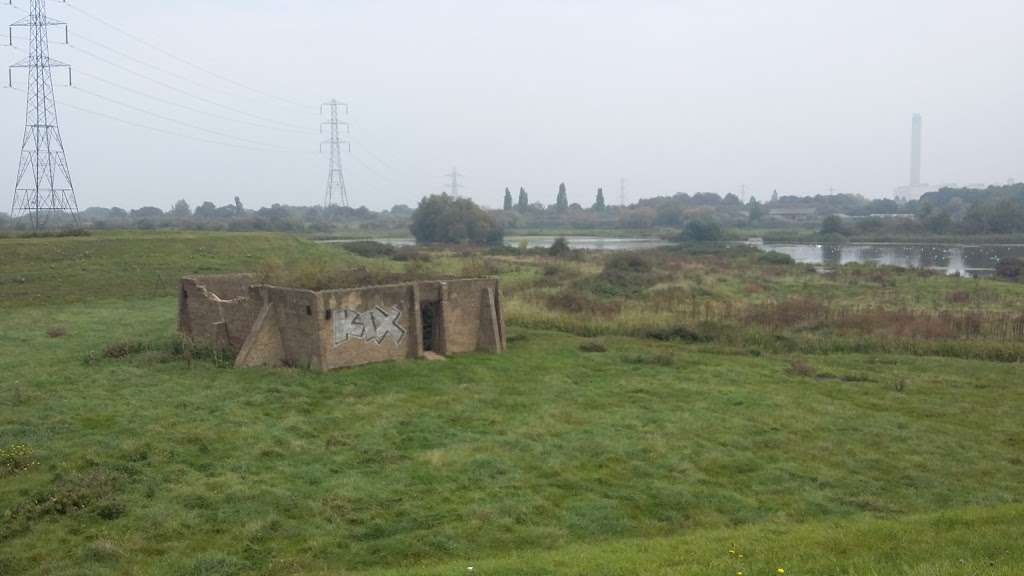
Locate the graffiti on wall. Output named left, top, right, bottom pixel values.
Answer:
left=333, top=305, right=407, bottom=347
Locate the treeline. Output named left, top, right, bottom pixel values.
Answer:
left=917, top=184, right=1024, bottom=235
left=0, top=198, right=414, bottom=234
left=494, top=183, right=910, bottom=231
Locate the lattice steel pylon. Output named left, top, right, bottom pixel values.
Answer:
left=321, top=99, right=350, bottom=209
left=8, top=0, right=78, bottom=230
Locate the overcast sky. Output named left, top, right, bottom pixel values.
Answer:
left=1, top=0, right=1022, bottom=212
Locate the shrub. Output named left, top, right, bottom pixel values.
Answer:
left=340, top=240, right=396, bottom=259
left=996, top=257, right=1022, bottom=281
left=679, top=219, right=723, bottom=242
left=759, top=251, right=795, bottom=265
left=410, top=194, right=504, bottom=246
left=548, top=237, right=572, bottom=257
left=590, top=253, right=660, bottom=297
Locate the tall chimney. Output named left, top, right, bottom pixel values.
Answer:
left=910, top=113, right=922, bottom=186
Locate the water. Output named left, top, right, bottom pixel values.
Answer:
left=758, top=242, right=1024, bottom=276
left=322, top=236, right=673, bottom=251
left=322, top=237, right=1021, bottom=276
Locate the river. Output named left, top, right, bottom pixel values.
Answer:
left=323, top=237, right=1021, bottom=276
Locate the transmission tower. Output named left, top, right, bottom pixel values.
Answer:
left=445, top=167, right=462, bottom=197
left=619, top=177, right=627, bottom=207
left=321, top=99, right=349, bottom=209
left=8, top=0, right=78, bottom=230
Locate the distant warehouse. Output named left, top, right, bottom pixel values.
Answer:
left=178, top=274, right=506, bottom=371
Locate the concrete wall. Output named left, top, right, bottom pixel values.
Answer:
left=179, top=274, right=505, bottom=372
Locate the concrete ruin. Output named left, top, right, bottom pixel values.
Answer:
left=178, top=274, right=506, bottom=371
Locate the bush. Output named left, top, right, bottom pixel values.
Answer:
left=679, top=219, right=723, bottom=242
left=410, top=194, right=504, bottom=246
left=995, top=257, right=1022, bottom=281
left=340, top=240, right=396, bottom=259
left=759, top=251, right=795, bottom=265
left=590, top=253, right=660, bottom=297
left=548, top=237, right=572, bottom=257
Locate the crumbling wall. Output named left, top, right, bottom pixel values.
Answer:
left=318, top=283, right=419, bottom=370
left=442, top=278, right=506, bottom=355
left=178, top=274, right=262, bottom=351
left=179, top=274, right=505, bottom=372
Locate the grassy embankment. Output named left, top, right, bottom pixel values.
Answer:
left=1, top=231, right=1022, bottom=575
left=484, top=246, right=1024, bottom=362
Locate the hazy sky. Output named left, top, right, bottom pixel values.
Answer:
left=1, top=0, right=1022, bottom=211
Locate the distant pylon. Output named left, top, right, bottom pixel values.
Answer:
left=321, top=99, right=350, bottom=208
left=445, top=167, right=462, bottom=197
left=9, top=0, right=78, bottom=230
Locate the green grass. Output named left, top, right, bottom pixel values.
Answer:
left=0, top=230, right=373, bottom=307
left=1, top=231, right=1022, bottom=575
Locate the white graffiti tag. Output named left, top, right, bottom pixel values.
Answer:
left=333, top=305, right=407, bottom=347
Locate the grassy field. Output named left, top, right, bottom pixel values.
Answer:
left=1, top=232, right=1022, bottom=575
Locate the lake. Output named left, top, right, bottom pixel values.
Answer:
left=323, top=237, right=1022, bottom=276
left=322, top=236, right=674, bottom=251
left=759, top=242, right=1024, bottom=276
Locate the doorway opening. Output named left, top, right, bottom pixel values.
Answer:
left=421, top=302, right=439, bottom=352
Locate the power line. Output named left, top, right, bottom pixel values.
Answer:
left=61, top=2, right=314, bottom=113
left=73, top=69, right=315, bottom=135
left=6, top=86, right=316, bottom=154
left=9, top=0, right=79, bottom=230
left=69, top=42, right=314, bottom=133
left=322, top=99, right=349, bottom=208
left=67, top=32, right=314, bottom=132
left=445, top=167, right=463, bottom=197
left=72, top=85, right=316, bottom=153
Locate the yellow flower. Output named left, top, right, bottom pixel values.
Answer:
left=777, top=569, right=785, bottom=574
left=729, top=549, right=737, bottom=555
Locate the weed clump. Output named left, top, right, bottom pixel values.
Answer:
left=622, top=353, right=674, bottom=367
left=759, top=251, right=796, bottom=265
left=591, top=253, right=660, bottom=297
left=0, top=443, right=38, bottom=477
left=339, top=240, right=396, bottom=259
left=787, top=358, right=817, bottom=378
left=46, top=327, right=67, bottom=338
left=103, top=341, right=148, bottom=359
left=579, top=341, right=608, bottom=353
left=546, top=289, right=622, bottom=316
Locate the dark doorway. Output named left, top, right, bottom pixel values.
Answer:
left=421, top=302, right=439, bottom=352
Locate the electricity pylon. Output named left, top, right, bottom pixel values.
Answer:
left=321, top=99, right=349, bottom=209
left=8, top=0, right=78, bottom=230
left=445, top=167, right=462, bottom=198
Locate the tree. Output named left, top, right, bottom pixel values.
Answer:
left=109, top=207, right=128, bottom=218
left=171, top=199, right=191, bottom=218
left=593, top=188, right=606, bottom=211
left=747, top=196, right=765, bottom=223
left=556, top=182, right=568, bottom=211
left=131, top=206, right=164, bottom=218
left=680, top=219, right=723, bottom=242
left=410, top=194, right=504, bottom=245
left=194, top=201, right=218, bottom=219
left=517, top=187, right=529, bottom=213
left=503, top=187, right=513, bottom=211
left=820, top=214, right=848, bottom=236
left=234, top=196, right=245, bottom=216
